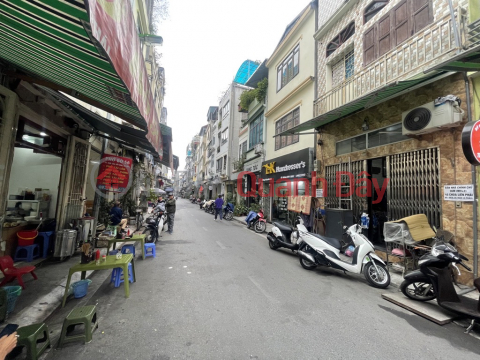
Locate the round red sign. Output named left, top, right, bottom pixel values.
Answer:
left=462, top=120, right=480, bottom=166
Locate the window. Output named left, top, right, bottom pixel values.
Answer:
left=363, top=0, right=433, bottom=65
left=223, top=155, right=227, bottom=171
left=276, top=45, right=300, bottom=91
left=275, top=108, right=300, bottom=150
left=364, top=1, right=389, bottom=23
left=326, top=22, right=355, bottom=57
left=335, top=123, right=408, bottom=155
left=222, top=102, right=230, bottom=119
left=249, top=113, right=264, bottom=149
left=331, top=49, right=355, bottom=88
left=221, top=128, right=228, bottom=144
left=239, top=140, right=247, bottom=159
left=216, top=158, right=223, bottom=173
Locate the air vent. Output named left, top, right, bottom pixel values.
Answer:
left=403, top=107, right=432, bottom=131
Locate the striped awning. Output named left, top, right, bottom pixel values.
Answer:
left=0, top=0, right=162, bottom=156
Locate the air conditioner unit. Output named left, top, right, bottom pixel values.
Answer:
left=254, top=143, right=263, bottom=154
left=401, top=101, right=463, bottom=135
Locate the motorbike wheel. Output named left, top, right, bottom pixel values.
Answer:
left=299, top=257, right=317, bottom=270
left=225, top=212, right=233, bottom=220
left=143, top=228, right=156, bottom=243
left=400, top=279, right=436, bottom=301
left=254, top=221, right=266, bottom=233
left=268, top=239, right=277, bottom=250
left=363, top=262, right=390, bottom=288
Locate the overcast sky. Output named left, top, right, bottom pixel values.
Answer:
left=159, top=0, right=311, bottom=171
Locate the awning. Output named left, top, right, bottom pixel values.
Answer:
left=42, top=87, right=159, bottom=159
left=158, top=123, right=173, bottom=169
left=0, top=0, right=162, bottom=156
left=424, top=44, right=480, bottom=73
left=276, top=72, right=447, bottom=136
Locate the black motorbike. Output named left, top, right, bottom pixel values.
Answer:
left=142, top=210, right=166, bottom=243
left=400, top=241, right=480, bottom=333
left=223, top=203, right=234, bottom=221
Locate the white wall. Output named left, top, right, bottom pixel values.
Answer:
left=8, top=148, right=62, bottom=218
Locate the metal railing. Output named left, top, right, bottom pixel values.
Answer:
left=314, top=14, right=464, bottom=117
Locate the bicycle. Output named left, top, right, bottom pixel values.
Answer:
left=135, top=208, right=144, bottom=231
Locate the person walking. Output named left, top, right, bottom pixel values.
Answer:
left=165, top=193, right=176, bottom=234
left=214, top=194, right=224, bottom=221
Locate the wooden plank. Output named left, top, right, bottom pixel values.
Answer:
left=382, top=292, right=458, bottom=325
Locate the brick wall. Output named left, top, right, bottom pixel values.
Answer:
left=316, top=73, right=479, bottom=285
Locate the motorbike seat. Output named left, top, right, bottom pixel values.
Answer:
left=274, top=222, right=293, bottom=233
left=311, top=233, right=342, bottom=251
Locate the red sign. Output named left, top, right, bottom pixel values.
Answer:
left=87, top=0, right=163, bottom=158
left=96, top=155, right=133, bottom=193
left=462, top=120, right=480, bottom=166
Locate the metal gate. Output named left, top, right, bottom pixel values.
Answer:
left=387, top=148, right=441, bottom=227
left=325, top=159, right=367, bottom=221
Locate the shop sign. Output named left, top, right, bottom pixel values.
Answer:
left=316, top=188, right=324, bottom=198
left=261, top=148, right=314, bottom=181
left=244, top=158, right=262, bottom=173
left=461, top=119, right=480, bottom=166
left=87, top=0, right=162, bottom=157
left=444, top=185, right=474, bottom=201
left=96, top=154, right=133, bottom=193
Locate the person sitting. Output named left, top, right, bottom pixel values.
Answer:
left=154, top=196, right=166, bottom=213
left=110, top=201, right=127, bottom=233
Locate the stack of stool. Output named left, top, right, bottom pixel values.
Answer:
left=57, top=305, right=98, bottom=348
left=14, top=244, right=40, bottom=262
left=110, top=263, right=134, bottom=288
left=144, top=243, right=156, bottom=258
left=37, top=231, right=53, bottom=258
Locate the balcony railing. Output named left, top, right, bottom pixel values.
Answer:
left=314, top=13, right=466, bottom=117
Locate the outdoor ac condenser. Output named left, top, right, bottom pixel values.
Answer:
left=401, top=100, right=463, bottom=135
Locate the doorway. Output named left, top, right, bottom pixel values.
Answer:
left=367, top=157, right=388, bottom=245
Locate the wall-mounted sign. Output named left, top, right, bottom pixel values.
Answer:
left=261, top=148, right=314, bottom=181
left=461, top=120, right=480, bottom=166
left=244, top=158, right=262, bottom=173
left=444, top=185, right=474, bottom=201
left=96, top=155, right=133, bottom=193
left=316, top=188, right=324, bottom=198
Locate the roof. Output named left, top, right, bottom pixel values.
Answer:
left=234, top=60, right=260, bottom=85
left=245, top=60, right=268, bottom=88
left=199, top=125, right=208, bottom=136
left=424, top=44, right=480, bottom=73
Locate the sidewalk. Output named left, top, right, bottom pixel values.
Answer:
left=232, top=216, right=274, bottom=233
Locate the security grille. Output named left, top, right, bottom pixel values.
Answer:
left=63, top=141, right=89, bottom=229
left=387, top=148, right=441, bottom=227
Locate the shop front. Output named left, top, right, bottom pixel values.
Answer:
left=242, top=156, right=263, bottom=207
left=260, top=148, right=315, bottom=223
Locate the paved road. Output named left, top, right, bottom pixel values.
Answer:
left=49, top=199, right=480, bottom=360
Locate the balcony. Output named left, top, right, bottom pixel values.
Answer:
left=314, top=13, right=466, bottom=117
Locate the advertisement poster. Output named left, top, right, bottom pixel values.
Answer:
left=96, top=155, right=133, bottom=193
left=287, top=196, right=311, bottom=214
left=444, top=185, right=474, bottom=201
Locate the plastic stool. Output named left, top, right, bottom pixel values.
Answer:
left=121, top=244, right=135, bottom=257
left=57, top=305, right=98, bottom=348
left=37, top=231, right=53, bottom=258
left=144, top=243, right=156, bottom=258
left=106, top=225, right=117, bottom=237
left=15, top=323, right=51, bottom=360
left=109, top=250, right=118, bottom=255
left=110, top=263, right=133, bottom=288
left=14, top=244, right=40, bottom=262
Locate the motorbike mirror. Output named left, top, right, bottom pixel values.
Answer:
left=343, top=225, right=348, bottom=230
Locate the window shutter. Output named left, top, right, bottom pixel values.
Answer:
left=363, top=25, right=376, bottom=66
left=392, top=0, right=410, bottom=46
left=377, top=13, right=391, bottom=57
left=410, top=0, right=433, bottom=34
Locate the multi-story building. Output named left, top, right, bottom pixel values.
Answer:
left=261, top=2, right=318, bottom=222
left=277, top=0, right=480, bottom=284
left=204, top=107, right=219, bottom=199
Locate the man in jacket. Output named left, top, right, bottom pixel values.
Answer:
left=165, top=193, right=176, bottom=234
left=214, top=194, right=224, bottom=221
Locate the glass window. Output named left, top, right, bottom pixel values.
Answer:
left=368, top=123, right=406, bottom=148
left=249, top=113, right=264, bottom=149
left=326, top=22, right=355, bottom=57
left=275, top=108, right=300, bottom=150
left=364, top=1, right=389, bottom=23
left=277, top=45, right=300, bottom=91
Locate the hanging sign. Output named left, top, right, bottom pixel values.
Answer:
left=96, top=154, right=133, bottom=193
left=444, top=185, right=475, bottom=201
left=461, top=120, right=480, bottom=166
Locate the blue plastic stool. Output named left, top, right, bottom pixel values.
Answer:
left=121, top=244, right=135, bottom=257
left=14, top=244, right=40, bottom=262
left=144, top=243, right=156, bottom=258
left=109, top=251, right=118, bottom=256
left=109, top=263, right=133, bottom=288
left=37, top=231, right=53, bottom=258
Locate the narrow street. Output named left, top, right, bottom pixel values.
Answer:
left=48, top=199, right=480, bottom=360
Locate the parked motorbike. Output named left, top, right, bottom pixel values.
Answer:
left=204, top=200, right=215, bottom=214
left=223, top=203, right=234, bottom=220
left=267, top=221, right=300, bottom=252
left=400, top=242, right=480, bottom=333
left=296, top=218, right=390, bottom=288
left=199, top=199, right=206, bottom=209
left=143, top=209, right=167, bottom=243
left=246, top=209, right=267, bottom=233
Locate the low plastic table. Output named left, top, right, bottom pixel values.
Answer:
left=61, top=254, right=135, bottom=308
left=108, top=234, right=147, bottom=260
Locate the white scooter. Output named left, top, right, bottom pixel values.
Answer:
left=296, top=218, right=391, bottom=288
